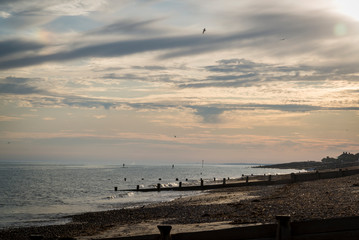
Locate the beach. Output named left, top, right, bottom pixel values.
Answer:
left=1, top=170, right=359, bottom=240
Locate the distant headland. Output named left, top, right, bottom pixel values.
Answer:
left=256, top=152, right=359, bottom=170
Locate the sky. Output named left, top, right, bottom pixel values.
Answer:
left=0, top=0, right=358, bottom=164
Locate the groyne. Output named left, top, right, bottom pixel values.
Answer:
left=118, top=167, right=359, bottom=192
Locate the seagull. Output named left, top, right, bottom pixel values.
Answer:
left=202, top=28, right=206, bottom=34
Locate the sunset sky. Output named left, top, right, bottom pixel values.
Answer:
left=0, top=0, right=358, bottom=164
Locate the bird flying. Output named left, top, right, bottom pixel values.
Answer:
left=202, top=28, right=206, bottom=34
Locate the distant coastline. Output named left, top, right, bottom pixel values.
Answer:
left=255, top=152, right=359, bottom=170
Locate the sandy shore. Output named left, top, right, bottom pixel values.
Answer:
left=1, top=174, right=359, bottom=240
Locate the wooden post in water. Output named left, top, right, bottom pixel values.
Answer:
left=223, top=178, right=226, bottom=185
left=136, top=185, right=140, bottom=191
left=157, top=225, right=172, bottom=240
left=179, top=182, right=182, bottom=188
left=276, top=215, right=291, bottom=240
left=114, top=187, right=118, bottom=191
left=157, top=183, right=161, bottom=191
left=268, top=175, right=272, bottom=182
left=200, top=178, right=204, bottom=187
left=316, top=170, right=320, bottom=179
left=246, top=176, right=249, bottom=184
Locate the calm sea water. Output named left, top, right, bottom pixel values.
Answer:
left=0, top=162, right=298, bottom=229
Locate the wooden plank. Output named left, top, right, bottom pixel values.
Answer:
left=292, top=229, right=359, bottom=240
left=95, top=234, right=159, bottom=240
left=172, top=224, right=276, bottom=240
left=291, top=216, right=359, bottom=235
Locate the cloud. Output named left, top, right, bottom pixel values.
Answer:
left=0, top=0, right=108, bottom=31
left=61, top=95, right=116, bottom=109
left=0, top=0, right=107, bottom=16
left=0, top=34, right=193, bottom=69
left=2, top=70, right=358, bottom=124
left=0, top=11, right=11, bottom=18
left=103, top=73, right=142, bottom=80
left=132, top=65, right=167, bottom=71
left=0, top=0, right=23, bottom=5
left=178, top=57, right=359, bottom=89
left=2, top=3, right=359, bottom=72
left=0, top=33, right=248, bottom=70
left=93, top=115, right=106, bottom=119
left=43, top=117, right=55, bottom=121
left=0, top=115, right=21, bottom=121
left=190, top=106, right=226, bottom=123
left=0, top=76, right=44, bottom=95
left=86, top=17, right=166, bottom=36
left=0, top=39, right=45, bottom=58
left=44, top=15, right=101, bottom=32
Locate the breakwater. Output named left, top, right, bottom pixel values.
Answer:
left=119, top=167, right=359, bottom=192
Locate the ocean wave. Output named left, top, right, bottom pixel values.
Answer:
left=103, top=195, right=116, bottom=200
left=116, top=192, right=135, bottom=198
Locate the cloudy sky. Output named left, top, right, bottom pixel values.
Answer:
left=0, top=0, right=358, bottom=164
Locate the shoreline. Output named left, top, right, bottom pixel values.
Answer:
left=1, top=170, right=359, bottom=240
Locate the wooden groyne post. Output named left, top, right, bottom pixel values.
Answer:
left=276, top=215, right=291, bottom=240
left=157, top=225, right=172, bottom=240
left=316, top=170, right=320, bottom=180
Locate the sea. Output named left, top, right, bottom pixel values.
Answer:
left=0, top=162, right=299, bottom=229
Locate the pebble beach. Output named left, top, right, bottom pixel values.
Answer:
left=1, top=171, right=359, bottom=240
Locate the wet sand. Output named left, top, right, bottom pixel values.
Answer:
left=1, top=174, right=359, bottom=240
